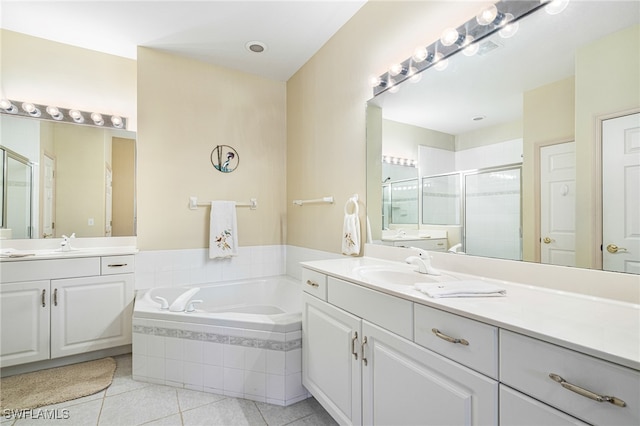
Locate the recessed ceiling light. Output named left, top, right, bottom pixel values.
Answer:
left=245, top=41, right=267, bottom=53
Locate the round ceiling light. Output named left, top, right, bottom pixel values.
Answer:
left=245, top=41, right=267, bottom=53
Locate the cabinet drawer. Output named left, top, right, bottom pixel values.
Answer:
left=301, top=268, right=327, bottom=300
left=1, top=257, right=100, bottom=282
left=500, top=330, right=640, bottom=426
left=500, top=385, right=588, bottom=426
left=414, top=304, right=498, bottom=378
left=101, top=255, right=135, bottom=275
left=328, top=277, right=413, bottom=340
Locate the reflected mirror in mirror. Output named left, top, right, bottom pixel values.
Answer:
left=1, top=114, right=136, bottom=239
left=366, top=0, right=640, bottom=274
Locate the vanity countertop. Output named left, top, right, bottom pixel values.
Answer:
left=0, top=246, right=138, bottom=261
left=301, top=257, right=640, bottom=371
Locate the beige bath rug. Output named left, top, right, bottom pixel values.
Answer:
left=0, top=357, right=116, bottom=411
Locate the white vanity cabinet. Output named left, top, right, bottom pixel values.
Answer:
left=302, top=271, right=498, bottom=426
left=0, top=254, right=135, bottom=368
left=0, top=280, right=50, bottom=366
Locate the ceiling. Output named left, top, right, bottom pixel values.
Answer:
left=0, top=0, right=367, bottom=82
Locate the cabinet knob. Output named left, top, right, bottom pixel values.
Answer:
left=306, top=280, right=319, bottom=288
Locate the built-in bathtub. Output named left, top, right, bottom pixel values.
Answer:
left=132, top=276, right=309, bottom=406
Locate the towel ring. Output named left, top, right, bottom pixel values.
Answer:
left=344, top=194, right=359, bottom=215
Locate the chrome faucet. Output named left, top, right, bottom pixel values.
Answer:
left=405, top=248, right=440, bottom=275
left=60, top=233, right=75, bottom=251
left=169, top=288, right=201, bottom=312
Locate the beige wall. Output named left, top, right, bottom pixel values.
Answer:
left=53, top=124, right=107, bottom=237
left=383, top=119, right=455, bottom=156
left=136, top=48, right=286, bottom=250
left=0, top=30, right=136, bottom=130
left=112, top=137, right=136, bottom=236
left=522, top=76, right=575, bottom=262
left=456, top=119, right=522, bottom=151
left=287, top=0, right=479, bottom=253
left=575, top=24, right=640, bottom=268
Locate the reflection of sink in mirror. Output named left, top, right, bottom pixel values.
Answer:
left=354, top=265, right=456, bottom=286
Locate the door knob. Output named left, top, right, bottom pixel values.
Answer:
left=543, top=237, right=554, bottom=244
left=606, top=244, right=628, bottom=254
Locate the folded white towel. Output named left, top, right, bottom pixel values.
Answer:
left=414, top=280, right=506, bottom=298
left=342, top=196, right=360, bottom=256
left=209, top=201, right=238, bottom=259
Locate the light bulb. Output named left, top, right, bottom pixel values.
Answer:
left=22, top=102, right=41, bottom=117
left=370, top=76, right=382, bottom=87
left=46, top=106, right=63, bottom=120
left=412, top=47, right=428, bottom=63
left=498, top=14, right=519, bottom=38
left=1, top=99, right=17, bottom=113
left=389, top=63, right=403, bottom=76
left=408, top=67, right=422, bottom=83
left=544, top=0, right=570, bottom=15
left=432, top=53, right=448, bottom=71
left=91, top=112, right=104, bottom=126
left=440, top=28, right=460, bottom=46
left=462, top=36, right=480, bottom=56
left=476, top=4, right=498, bottom=25
left=111, top=115, right=123, bottom=128
left=69, top=109, right=84, bottom=123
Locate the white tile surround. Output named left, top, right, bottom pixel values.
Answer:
left=134, top=245, right=342, bottom=290
left=132, top=318, right=307, bottom=406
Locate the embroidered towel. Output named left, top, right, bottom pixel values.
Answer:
left=209, top=201, right=238, bottom=259
left=342, top=196, right=360, bottom=256
left=414, top=280, right=506, bottom=298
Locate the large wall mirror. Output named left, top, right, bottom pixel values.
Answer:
left=366, top=0, right=639, bottom=275
left=1, top=114, right=136, bottom=239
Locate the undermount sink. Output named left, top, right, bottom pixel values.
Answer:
left=354, top=265, right=439, bottom=286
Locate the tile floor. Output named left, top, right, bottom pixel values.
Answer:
left=2, top=355, right=337, bottom=426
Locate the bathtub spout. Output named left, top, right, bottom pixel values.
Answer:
left=169, top=288, right=201, bottom=312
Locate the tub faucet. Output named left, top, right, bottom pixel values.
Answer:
left=405, top=248, right=440, bottom=276
left=169, top=288, right=201, bottom=312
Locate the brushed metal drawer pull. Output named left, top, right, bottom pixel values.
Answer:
left=53, top=288, right=58, bottom=306
left=306, top=279, right=319, bottom=288
left=108, top=263, right=128, bottom=268
left=42, top=289, right=46, bottom=307
left=361, top=336, right=368, bottom=366
left=351, top=332, right=359, bottom=360
left=432, top=328, right=469, bottom=346
left=549, top=373, right=627, bottom=407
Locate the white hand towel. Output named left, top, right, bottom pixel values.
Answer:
left=209, top=201, right=238, bottom=259
left=414, top=280, right=506, bottom=298
left=342, top=196, right=360, bottom=256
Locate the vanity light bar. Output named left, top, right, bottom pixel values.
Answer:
left=383, top=156, right=417, bottom=167
left=0, top=99, right=127, bottom=130
left=372, top=0, right=546, bottom=97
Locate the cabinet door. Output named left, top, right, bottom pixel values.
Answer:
left=51, top=274, right=134, bottom=358
left=302, top=293, right=362, bottom=426
left=0, top=281, right=50, bottom=367
left=362, top=321, right=498, bottom=426
left=500, top=385, right=589, bottom=426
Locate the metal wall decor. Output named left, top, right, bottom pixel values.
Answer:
left=211, top=145, right=239, bottom=173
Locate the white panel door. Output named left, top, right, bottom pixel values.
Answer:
left=0, top=281, right=50, bottom=367
left=603, top=113, right=640, bottom=274
left=540, top=142, right=576, bottom=267
left=362, top=321, right=498, bottom=426
left=42, top=154, right=55, bottom=238
left=302, top=293, right=362, bottom=426
left=50, top=274, right=133, bottom=358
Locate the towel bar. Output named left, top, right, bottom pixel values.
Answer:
left=189, top=197, right=257, bottom=210
left=292, top=196, right=334, bottom=206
